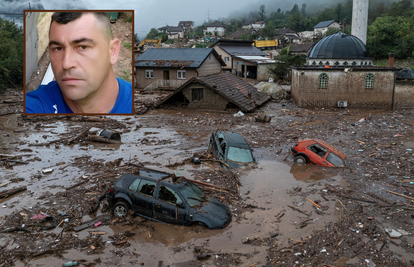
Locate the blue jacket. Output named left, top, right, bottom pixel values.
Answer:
left=25, top=78, right=132, bottom=114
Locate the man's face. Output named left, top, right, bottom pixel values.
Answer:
left=49, top=13, right=114, bottom=102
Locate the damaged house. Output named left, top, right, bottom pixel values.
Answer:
left=135, top=48, right=225, bottom=90
left=156, top=71, right=270, bottom=112
left=210, top=40, right=272, bottom=81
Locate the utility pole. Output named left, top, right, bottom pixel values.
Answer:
left=206, top=9, right=211, bottom=22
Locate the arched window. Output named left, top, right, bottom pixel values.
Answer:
left=365, top=73, right=375, bottom=88
left=319, top=73, right=328, bottom=88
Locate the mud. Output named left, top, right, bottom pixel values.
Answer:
left=1, top=89, right=414, bottom=266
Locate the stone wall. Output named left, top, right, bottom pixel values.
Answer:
left=291, top=68, right=395, bottom=109
left=181, top=83, right=229, bottom=110
left=394, top=81, right=414, bottom=109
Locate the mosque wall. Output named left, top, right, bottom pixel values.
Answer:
left=394, top=81, right=414, bottom=109
left=291, top=68, right=395, bottom=109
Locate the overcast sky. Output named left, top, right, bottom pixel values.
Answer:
left=1, top=0, right=398, bottom=38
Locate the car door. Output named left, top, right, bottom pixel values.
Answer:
left=307, top=143, right=330, bottom=166
left=153, top=183, right=188, bottom=225
left=130, top=179, right=156, bottom=218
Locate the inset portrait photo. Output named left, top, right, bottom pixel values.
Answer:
left=24, top=11, right=134, bottom=115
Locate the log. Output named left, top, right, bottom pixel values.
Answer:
left=66, top=180, right=88, bottom=190
left=0, top=186, right=27, bottom=199
left=0, top=227, right=31, bottom=233
left=387, top=190, right=414, bottom=201
left=183, top=177, right=229, bottom=191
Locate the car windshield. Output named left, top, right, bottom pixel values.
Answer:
left=227, top=147, right=253, bottom=163
left=326, top=152, right=344, bottom=167
left=178, top=182, right=204, bottom=207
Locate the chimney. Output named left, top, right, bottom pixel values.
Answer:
left=388, top=52, right=395, bottom=67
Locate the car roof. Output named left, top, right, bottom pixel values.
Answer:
left=304, top=139, right=346, bottom=159
left=217, top=130, right=250, bottom=149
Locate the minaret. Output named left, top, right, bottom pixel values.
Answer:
left=351, top=0, right=369, bottom=44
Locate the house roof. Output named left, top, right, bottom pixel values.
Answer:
left=135, top=48, right=225, bottom=68
left=228, top=29, right=255, bottom=39
left=156, top=72, right=270, bottom=112
left=167, top=26, right=183, bottom=33
left=179, top=21, right=193, bottom=26
left=158, top=25, right=170, bottom=31
left=217, top=44, right=267, bottom=57
left=289, top=43, right=315, bottom=53
left=397, top=68, right=414, bottom=80
left=253, top=21, right=266, bottom=25
left=275, top=28, right=296, bottom=36
left=313, top=20, right=338, bottom=29
left=206, top=22, right=225, bottom=27
left=234, top=56, right=276, bottom=64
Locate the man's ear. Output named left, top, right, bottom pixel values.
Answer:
left=109, top=38, right=120, bottom=65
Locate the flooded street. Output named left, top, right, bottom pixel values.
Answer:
left=1, top=101, right=414, bottom=266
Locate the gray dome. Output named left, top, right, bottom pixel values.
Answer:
left=309, top=32, right=369, bottom=59
left=397, top=68, right=414, bottom=80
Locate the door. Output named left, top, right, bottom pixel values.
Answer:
left=153, top=184, right=187, bottom=225
left=307, top=144, right=329, bottom=166
left=131, top=179, right=157, bottom=218
left=163, top=70, right=170, bottom=87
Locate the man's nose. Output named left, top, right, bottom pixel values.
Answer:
left=62, top=48, right=76, bottom=70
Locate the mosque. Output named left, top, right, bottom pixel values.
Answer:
left=290, top=0, right=414, bottom=110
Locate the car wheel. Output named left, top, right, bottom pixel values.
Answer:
left=113, top=201, right=129, bottom=217
left=294, top=155, right=307, bottom=164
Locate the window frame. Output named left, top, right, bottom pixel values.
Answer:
left=145, top=70, right=154, bottom=79
left=319, top=73, right=328, bottom=89
left=177, top=70, right=186, bottom=79
left=192, top=88, right=203, bottom=101
left=224, top=57, right=230, bottom=63
left=365, top=73, right=375, bottom=89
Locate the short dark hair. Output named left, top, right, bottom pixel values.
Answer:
left=50, top=12, right=112, bottom=40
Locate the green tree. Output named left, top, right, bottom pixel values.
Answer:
left=301, top=3, right=307, bottom=17
left=145, top=28, right=160, bottom=39
left=387, top=0, right=412, bottom=18
left=367, top=16, right=411, bottom=58
left=291, top=4, right=300, bottom=14
left=287, top=12, right=305, bottom=31
left=258, top=5, right=266, bottom=21
left=134, top=33, right=139, bottom=43
left=0, top=18, right=23, bottom=91
left=261, top=21, right=275, bottom=38
left=267, top=46, right=306, bottom=81
left=323, top=27, right=341, bottom=37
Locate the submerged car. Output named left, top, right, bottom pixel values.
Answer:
left=291, top=139, right=347, bottom=167
left=106, top=169, right=231, bottom=229
left=208, top=130, right=254, bottom=169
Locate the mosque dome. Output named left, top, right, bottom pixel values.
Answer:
left=397, top=68, right=414, bottom=80
left=309, top=32, right=369, bottom=59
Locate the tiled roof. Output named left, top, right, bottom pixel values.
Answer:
left=218, top=44, right=267, bottom=56
left=179, top=21, right=193, bottom=26
left=313, top=20, right=338, bottom=29
left=228, top=29, right=255, bottom=39
left=156, top=72, right=270, bottom=112
left=135, top=48, right=225, bottom=68
left=289, top=43, right=315, bottom=53
left=167, top=26, right=183, bottom=32
left=275, top=28, right=296, bottom=36
left=206, top=22, right=225, bottom=27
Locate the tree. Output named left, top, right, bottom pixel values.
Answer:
left=291, top=4, right=300, bottom=14
left=367, top=16, right=411, bottom=58
left=301, top=3, right=307, bottom=17
left=287, top=12, right=305, bottom=32
left=387, top=0, right=412, bottom=18
left=267, top=46, right=306, bottom=81
left=323, top=27, right=341, bottom=37
left=0, top=18, right=23, bottom=91
left=258, top=5, right=266, bottom=21
left=134, top=33, right=139, bottom=43
left=261, top=21, right=275, bottom=38
left=145, top=28, right=160, bottom=39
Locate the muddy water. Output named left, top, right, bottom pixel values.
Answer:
left=16, top=158, right=342, bottom=266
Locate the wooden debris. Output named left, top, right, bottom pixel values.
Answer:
left=0, top=186, right=27, bottom=199
left=386, top=190, right=414, bottom=201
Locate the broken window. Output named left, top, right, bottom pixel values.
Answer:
left=158, top=185, right=182, bottom=205
left=177, top=70, right=186, bottom=79
left=308, top=144, right=327, bottom=158
left=138, top=180, right=157, bottom=197
left=192, top=88, right=203, bottom=101
left=365, top=73, right=374, bottom=89
left=128, top=178, right=142, bottom=192
left=319, top=73, right=328, bottom=88
left=145, top=70, right=154, bottom=79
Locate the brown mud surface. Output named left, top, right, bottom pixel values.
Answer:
left=0, top=90, right=414, bottom=266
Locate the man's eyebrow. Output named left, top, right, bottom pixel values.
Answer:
left=48, top=38, right=95, bottom=47
left=71, top=38, right=95, bottom=45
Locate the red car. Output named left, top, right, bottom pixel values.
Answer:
left=291, top=139, right=347, bottom=167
